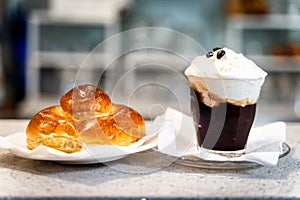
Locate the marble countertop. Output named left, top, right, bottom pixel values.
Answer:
left=0, top=120, right=300, bottom=199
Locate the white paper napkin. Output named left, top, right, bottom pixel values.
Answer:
left=158, top=108, right=287, bottom=166
left=0, top=117, right=163, bottom=163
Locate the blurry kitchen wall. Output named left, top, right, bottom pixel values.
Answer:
left=0, top=0, right=48, bottom=118
left=0, top=0, right=225, bottom=119
left=224, top=0, right=300, bottom=122
left=112, top=0, right=226, bottom=119
left=2, top=0, right=128, bottom=118
left=121, top=0, right=225, bottom=49
left=0, top=0, right=300, bottom=122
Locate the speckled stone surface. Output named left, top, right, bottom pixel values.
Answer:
left=0, top=120, right=300, bottom=199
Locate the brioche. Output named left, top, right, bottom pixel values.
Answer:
left=60, top=84, right=113, bottom=119
left=26, top=84, right=146, bottom=153
left=26, top=106, right=82, bottom=153
left=76, top=104, right=145, bottom=146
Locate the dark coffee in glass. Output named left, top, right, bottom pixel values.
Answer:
left=190, top=88, right=256, bottom=151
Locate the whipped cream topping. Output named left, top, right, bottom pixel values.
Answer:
left=185, top=47, right=267, bottom=107
left=185, top=47, right=267, bottom=80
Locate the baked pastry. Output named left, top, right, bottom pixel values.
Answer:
left=76, top=104, right=145, bottom=146
left=26, top=84, right=146, bottom=153
left=26, top=105, right=82, bottom=153
left=60, top=84, right=113, bottom=119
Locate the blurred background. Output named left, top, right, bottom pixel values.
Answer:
left=0, top=0, right=300, bottom=122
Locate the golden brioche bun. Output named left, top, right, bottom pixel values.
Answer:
left=26, top=85, right=146, bottom=153
left=76, top=104, right=146, bottom=146
left=26, top=106, right=83, bottom=153
left=60, top=84, right=113, bottom=119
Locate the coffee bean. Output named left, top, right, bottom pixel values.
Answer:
left=217, top=50, right=225, bottom=59
left=213, top=47, right=221, bottom=51
left=206, top=52, right=214, bottom=58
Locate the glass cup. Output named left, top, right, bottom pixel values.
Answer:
left=188, top=76, right=265, bottom=155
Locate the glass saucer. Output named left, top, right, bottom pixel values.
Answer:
left=174, top=142, right=290, bottom=170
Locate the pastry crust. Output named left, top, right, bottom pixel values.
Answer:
left=76, top=104, right=145, bottom=146
left=26, top=106, right=82, bottom=153
left=60, top=84, right=113, bottom=119
left=26, top=84, right=146, bottom=153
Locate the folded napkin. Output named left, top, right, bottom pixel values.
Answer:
left=158, top=108, right=286, bottom=166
